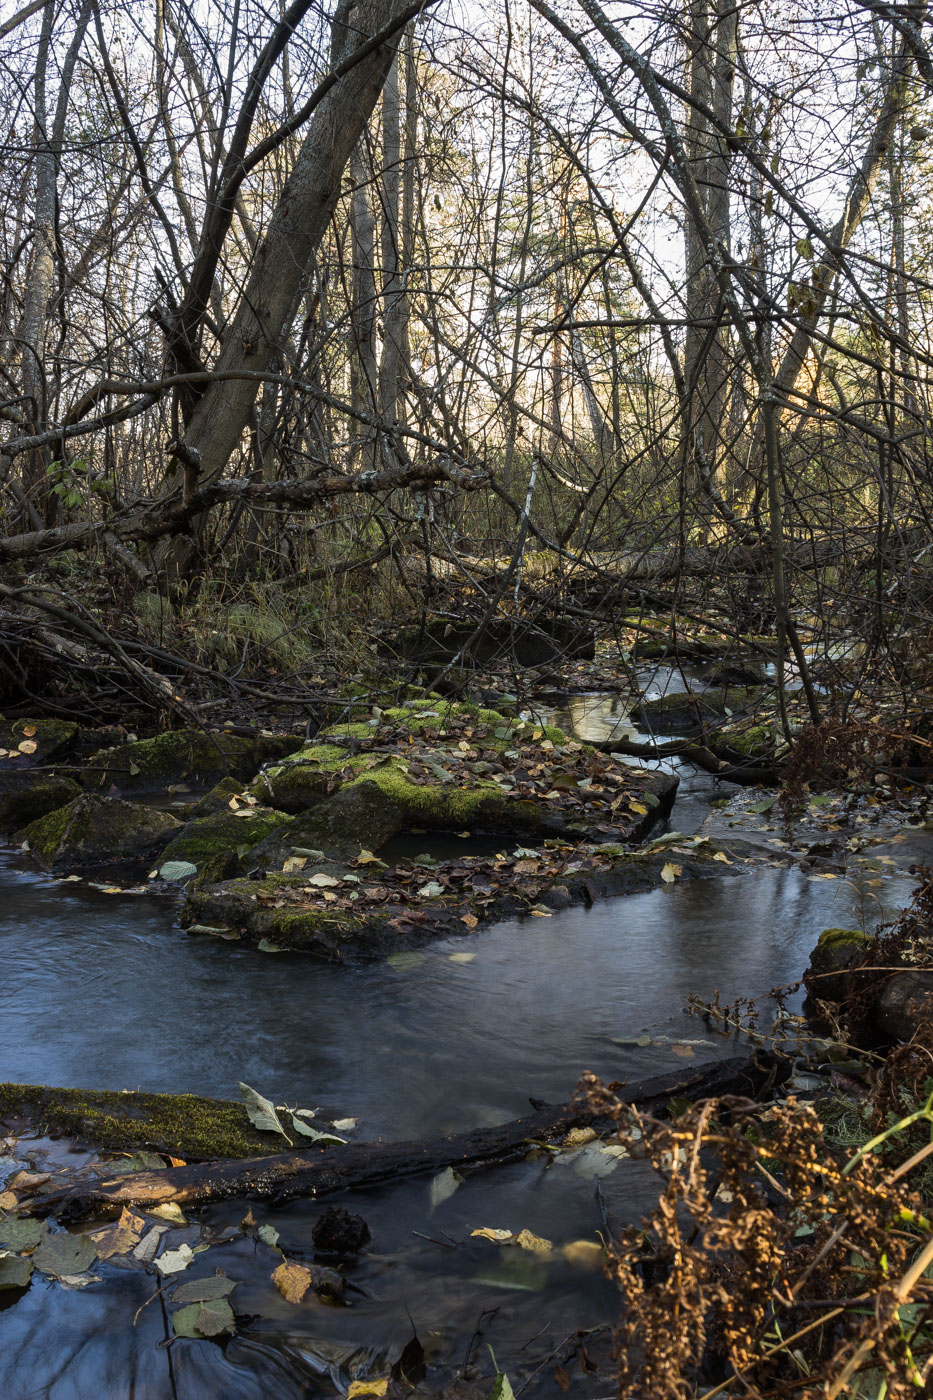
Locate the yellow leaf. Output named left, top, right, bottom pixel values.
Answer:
left=460, top=913, right=479, bottom=929
left=660, top=862, right=682, bottom=883
left=628, top=800, right=648, bottom=816
left=449, top=951, right=476, bottom=963
left=561, top=1239, right=605, bottom=1269
left=0, top=1190, right=17, bottom=1210
left=533, top=729, right=543, bottom=740
left=228, top=795, right=241, bottom=809
left=356, top=850, right=384, bottom=865
left=471, top=1227, right=514, bottom=1243
left=17, top=740, right=37, bottom=755
left=21, top=725, right=36, bottom=737
left=347, top=1381, right=389, bottom=1399
left=515, top=1228, right=553, bottom=1255
left=273, top=1260, right=313, bottom=1304
left=149, top=1203, right=187, bottom=1225
left=563, top=1127, right=597, bottom=1148
left=282, top=856, right=307, bottom=874
left=712, top=851, right=732, bottom=864
left=670, top=1043, right=695, bottom=1058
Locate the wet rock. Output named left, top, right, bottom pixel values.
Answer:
left=0, top=718, right=78, bottom=766
left=81, top=728, right=299, bottom=795
left=20, top=794, right=180, bottom=871
left=189, top=777, right=245, bottom=816
left=0, top=771, right=81, bottom=833
left=247, top=763, right=335, bottom=814
left=312, top=1205, right=371, bottom=1255
left=160, top=807, right=293, bottom=882
left=637, top=688, right=763, bottom=736
left=707, top=662, right=765, bottom=687
left=804, top=928, right=871, bottom=1002
left=873, top=971, right=933, bottom=1041
left=248, top=781, right=402, bottom=867
left=541, top=883, right=572, bottom=909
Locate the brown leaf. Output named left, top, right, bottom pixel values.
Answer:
left=273, top=1260, right=314, bottom=1304
left=554, top=1364, right=571, bottom=1391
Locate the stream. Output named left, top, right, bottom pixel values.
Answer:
left=0, top=675, right=916, bottom=1399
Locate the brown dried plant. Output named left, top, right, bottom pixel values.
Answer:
left=582, top=1073, right=933, bottom=1399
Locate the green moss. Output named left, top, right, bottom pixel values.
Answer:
left=0, top=717, right=78, bottom=762
left=21, top=801, right=70, bottom=864
left=161, top=808, right=291, bottom=873
left=724, top=725, right=776, bottom=757
left=0, top=773, right=81, bottom=833
left=190, top=777, right=244, bottom=816
left=0, top=1082, right=285, bottom=1160
left=84, top=729, right=297, bottom=793
left=817, top=927, right=869, bottom=951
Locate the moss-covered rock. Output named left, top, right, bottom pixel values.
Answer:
left=0, top=1082, right=290, bottom=1160
left=637, top=687, right=764, bottom=736
left=247, top=763, right=336, bottom=813
left=20, top=794, right=180, bottom=871
left=247, top=782, right=401, bottom=866
left=82, top=728, right=299, bottom=795
left=160, top=806, right=293, bottom=880
left=804, top=927, right=870, bottom=1002
left=0, top=771, right=81, bottom=833
left=182, top=843, right=736, bottom=959
left=189, top=776, right=245, bottom=816
left=0, top=717, right=78, bottom=766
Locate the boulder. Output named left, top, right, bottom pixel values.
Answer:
left=160, top=807, right=293, bottom=882
left=637, top=687, right=763, bottom=736
left=20, top=795, right=180, bottom=871
left=247, top=763, right=335, bottom=813
left=804, top=928, right=870, bottom=1002
left=82, top=729, right=299, bottom=795
left=0, top=718, right=78, bottom=766
left=873, top=971, right=933, bottom=1041
left=0, top=772, right=81, bottom=833
left=247, top=782, right=403, bottom=867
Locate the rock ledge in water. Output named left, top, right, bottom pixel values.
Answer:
left=20, top=794, right=180, bottom=870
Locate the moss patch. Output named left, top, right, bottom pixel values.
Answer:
left=160, top=807, right=292, bottom=878
left=0, top=1082, right=285, bottom=1160
left=0, top=772, right=81, bottom=833
left=83, top=729, right=300, bottom=794
left=637, top=687, right=764, bottom=735
left=0, top=717, right=78, bottom=765
left=21, top=795, right=180, bottom=871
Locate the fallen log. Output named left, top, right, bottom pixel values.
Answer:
left=48, top=1053, right=783, bottom=1221
left=593, top=736, right=780, bottom=786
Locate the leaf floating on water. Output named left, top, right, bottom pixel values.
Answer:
left=429, top=1166, right=462, bottom=1210
left=159, top=860, right=198, bottom=881
left=471, top=1227, right=514, bottom=1243
left=562, top=1239, right=605, bottom=1269
left=489, top=1372, right=517, bottom=1400
left=749, top=797, right=777, bottom=813
left=173, top=1297, right=236, bottom=1338
left=257, top=939, right=284, bottom=953
left=289, top=1114, right=345, bottom=1144
left=514, top=1228, right=553, bottom=1256
left=347, top=1381, right=389, bottom=1399
left=0, top=1218, right=46, bottom=1250
left=273, top=1259, right=313, bottom=1303
left=239, top=1082, right=290, bottom=1140
left=33, top=1231, right=98, bottom=1279
left=90, top=1207, right=145, bottom=1259
left=611, top=1034, right=653, bottom=1047
left=58, top=1272, right=101, bottom=1290
left=156, top=1243, right=196, bottom=1276
left=149, top=1203, right=187, bottom=1225
left=133, top=1225, right=168, bottom=1262
left=449, top=951, right=476, bottom=964
left=660, top=862, right=682, bottom=883
left=569, top=1142, right=628, bottom=1180
left=257, top=1224, right=280, bottom=1249
left=173, top=1274, right=237, bottom=1303
left=387, top=951, right=425, bottom=971
left=0, top=1255, right=32, bottom=1290
left=670, top=1043, right=695, bottom=1059
left=333, top=1117, right=358, bottom=1132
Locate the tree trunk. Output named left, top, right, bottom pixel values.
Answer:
left=156, top=0, right=409, bottom=581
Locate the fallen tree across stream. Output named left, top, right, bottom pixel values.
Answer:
left=46, top=1053, right=783, bottom=1221
left=592, top=735, right=781, bottom=786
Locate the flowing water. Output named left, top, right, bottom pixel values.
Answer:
left=0, top=680, right=914, bottom=1399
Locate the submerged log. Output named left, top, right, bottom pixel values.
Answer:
left=49, top=1054, right=782, bottom=1221
left=592, top=736, right=780, bottom=787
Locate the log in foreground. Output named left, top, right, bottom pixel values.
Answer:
left=51, top=1054, right=782, bottom=1221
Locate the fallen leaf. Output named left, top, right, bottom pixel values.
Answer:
left=712, top=851, right=732, bottom=864
left=149, top=1203, right=187, bottom=1225
left=387, top=951, right=425, bottom=971
left=172, top=1297, right=235, bottom=1338
left=159, top=860, right=198, bottom=881
left=273, top=1259, right=313, bottom=1303
left=239, top=1082, right=290, bottom=1139
left=671, top=1043, right=695, bottom=1059
left=660, top=862, right=682, bottom=883
left=172, top=1273, right=237, bottom=1303
left=0, top=1218, right=46, bottom=1250
left=471, top=1227, right=514, bottom=1243
left=417, top=880, right=445, bottom=898
left=333, top=1117, right=358, bottom=1132
left=307, top=872, right=341, bottom=888
left=21, top=725, right=36, bottom=737
left=17, top=740, right=37, bottom=755
left=156, top=1243, right=196, bottom=1276
left=628, top=800, right=648, bottom=816
left=430, top=1166, right=462, bottom=1210
left=0, top=1191, right=17, bottom=1210
left=347, top=1381, right=389, bottom=1399
left=563, top=1127, right=597, bottom=1148
left=514, top=1228, right=553, bottom=1256
left=90, top=1207, right=146, bottom=1259
left=282, top=856, right=307, bottom=874
left=33, top=1231, right=98, bottom=1278
left=257, top=1224, right=280, bottom=1248
left=489, top=1372, right=517, bottom=1400
left=133, top=1225, right=168, bottom=1262
left=460, top=913, right=479, bottom=929
left=561, top=1239, right=605, bottom=1269
left=357, top=850, right=386, bottom=866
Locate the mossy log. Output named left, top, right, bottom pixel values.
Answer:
left=45, top=1054, right=783, bottom=1220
